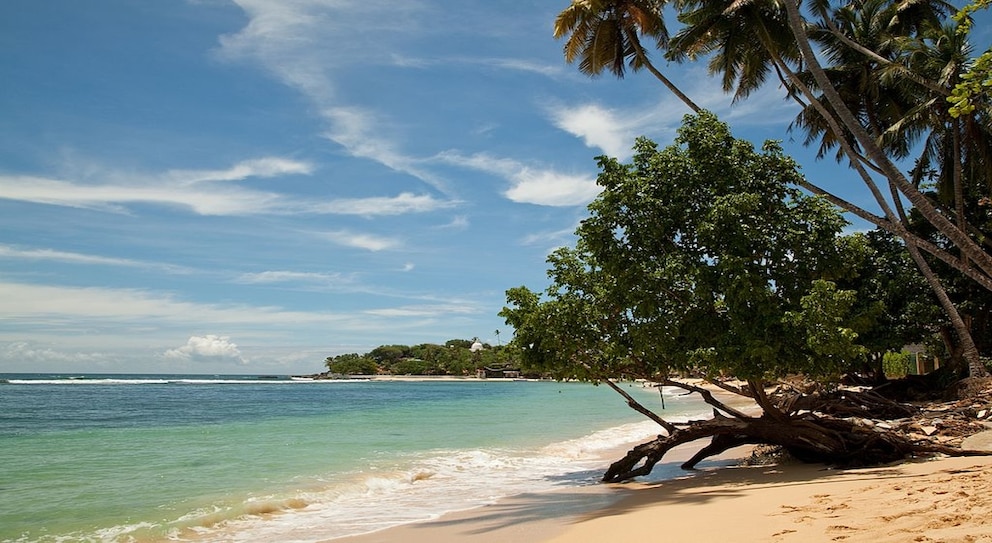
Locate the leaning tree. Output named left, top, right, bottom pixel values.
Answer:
left=502, top=113, right=987, bottom=481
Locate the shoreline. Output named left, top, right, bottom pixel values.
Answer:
left=337, top=381, right=992, bottom=543
left=335, top=439, right=751, bottom=543
left=338, top=452, right=992, bottom=543
left=337, top=381, right=758, bottom=543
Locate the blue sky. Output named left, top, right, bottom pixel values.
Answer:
left=1, top=1, right=987, bottom=374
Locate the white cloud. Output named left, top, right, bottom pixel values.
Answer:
left=236, top=270, right=350, bottom=284
left=309, top=192, right=456, bottom=216
left=435, top=151, right=599, bottom=207
left=320, top=230, right=399, bottom=251
left=503, top=169, right=599, bottom=206
left=0, top=156, right=312, bottom=216
left=546, top=68, right=804, bottom=161
left=165, top=335, right=248, bottom=364
left=548, top=103, right=638, bottom=159
left=0, top=158, right=458, bottom=218
left=0, top=244, right=194, bottom=274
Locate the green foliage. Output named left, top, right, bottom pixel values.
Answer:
left=948, top=49, right=992, bottom=117
left=325, top=353, right=379, bottom=375
left=368, top=345, right=410, bottom=365
left=834, top=229, right=943, bottom=359
left=325, top=339, right=518, bottom=376
left=782, top=280, right=866, bottom=378
left=502, top=112, right=866, bottom=383
left=882, top=351, right=914, bottom=378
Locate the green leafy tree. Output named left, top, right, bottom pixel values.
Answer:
left=368, top=345, right=410, bottom=370
left=505, top=112, right=856, bottom=397
left=834, top=229, right=946, bottom=377
left=325, top=353, right=379, bottom=375
left=503, top=113, right=963, bottom=480
left=555, top=0, right=992, bottom=376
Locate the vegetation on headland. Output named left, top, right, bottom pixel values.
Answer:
left=319, top=339, right=536, bottom=378
left=497, top=0, right=992, bottom=481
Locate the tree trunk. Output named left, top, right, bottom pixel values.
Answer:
left=782, top=0, right=992, bottom=282
left=780, top=0, right=986, bottom=376
left=602, top=410, right=987, bottom=482
left=626, top=34, right=701, bottom=113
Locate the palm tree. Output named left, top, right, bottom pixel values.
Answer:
left=780, top=0, right=990, bottom=376
left=668, top=0, right=800, bottom=102
left=554, top=0, right=702, bottom=112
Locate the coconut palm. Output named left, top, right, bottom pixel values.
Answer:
left=668, top=0, right=800, bottom=102
left=554, top=0, right=701, bottom=112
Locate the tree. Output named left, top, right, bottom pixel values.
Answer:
left=368, top=345, right=410, bottom=369
left=325, top=353, right=379, bottom=375
left=833, top=229, right=944, bottom=377
left=554, top=0, right=701, bottom=111
left=555, top=0, right=992, bottom=376
left=502, top=113, right=982, bottom=481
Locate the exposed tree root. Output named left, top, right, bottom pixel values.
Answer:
left=601, top=377, right=992, bottom=483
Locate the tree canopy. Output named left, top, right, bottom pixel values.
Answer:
left=502, top=112, right=987, bottom=479
left=554, top=0, right=992, bottom=375
left=323, top=339, right=520, bottom=377
left=503, top=113, right=861, bottom=392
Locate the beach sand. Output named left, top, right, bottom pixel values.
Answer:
left=339, top=448, right=992, bottom=543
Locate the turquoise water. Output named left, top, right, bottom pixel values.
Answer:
left=0, top=374, right=708, bottom=542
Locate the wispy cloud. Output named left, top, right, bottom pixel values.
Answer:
left=365, top=302, right=478, bottom=318
left=319, top=106, right=452, bottom=194
left=0, top=280, right=485, bottom=343
left=521, top=226, right=578, bottom=247
left=0, top=157, right=310, bottom=215
left=0, top=158, right=460, bottom=217
left=217, top=1, right=456, bottom=195
left=168, top=157, right=313, bottom=185
left=0, top=244, right=193, bottom=273
left=236, top=270, right=352, bottom=285
left=0, top=280, right=341, bottom=327
left=437, top=215, right=470, bottom=230
left=435, top=151, right=599, bottom=206
left=307, top=192, right=457, bottom=216
left=319, top=230, right=400, bottom=251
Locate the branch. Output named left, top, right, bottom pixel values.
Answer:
left=602, top=377, right=678, bottom=434
left=817, top=10, right=948, bottom=96
left=660, top=378, right=753, bottom=419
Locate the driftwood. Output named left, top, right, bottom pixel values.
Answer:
left=600, top=377, right=992, bottom=483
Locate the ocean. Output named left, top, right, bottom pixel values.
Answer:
left=0, top=374, right=710, bottom=542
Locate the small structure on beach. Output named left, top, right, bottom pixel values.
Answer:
left=477, top=365, right=521, bottom=379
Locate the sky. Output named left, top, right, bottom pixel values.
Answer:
left=1, top=1, right=988, bottom=374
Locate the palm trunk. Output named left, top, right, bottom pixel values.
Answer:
left=781, top=0, right=987, bottom=377
left=782, top=0, right=992, bottom=283
left=629, top=37, right=702, bottom=113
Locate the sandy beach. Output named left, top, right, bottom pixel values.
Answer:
left=341, top=444, right=992, bottom=543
